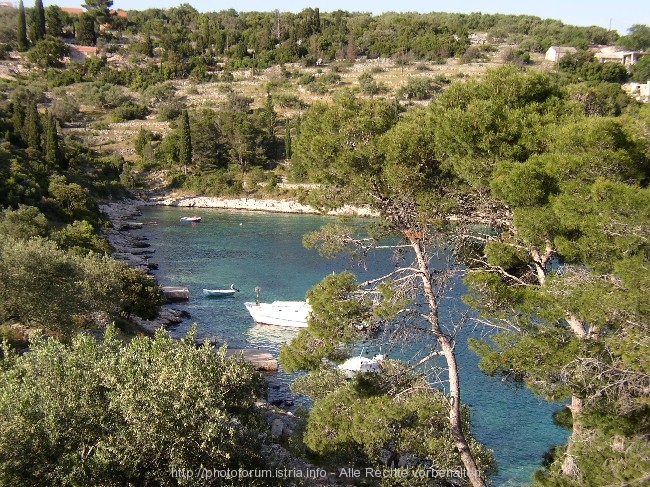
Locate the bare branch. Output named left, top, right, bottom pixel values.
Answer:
left=467, top=259, right=530, bottom=286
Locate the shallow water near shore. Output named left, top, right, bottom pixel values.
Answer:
left=139, top=205, right=568, bottom=485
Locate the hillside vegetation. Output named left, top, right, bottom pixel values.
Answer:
left=0, top=4, right=649, bottom=486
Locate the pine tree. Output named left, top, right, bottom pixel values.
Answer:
left=82, top=0, right=113, bottom=21
left=178, top=110, right=192, bottom=175
left=16, top=0, right=28, bottom=51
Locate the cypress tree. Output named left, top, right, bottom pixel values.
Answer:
left=25, top=101, right=41, bottom=151
left=76, top=13, right=97, bottom=46
left=265, top=93, right=277, bottom=159
left=33, top=0, right=46, bottom=42
left=142, top=30, right=153, bottom=57
left=44, top=110, right=60, bottom=167
left=313, top=8, right=320, bottom=33
left=178, top=110, right=192, bottom=175
left=17, top=0, right=28, bottom=51
left=284, top=124, right=292, bottom=160
left=11, top=101, right=25, bottom=144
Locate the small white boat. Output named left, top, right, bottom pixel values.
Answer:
left=244, top=301, right=311, bottom=328
left=180, top=215, right=201, bottom=223
left=338, top=353, right=385, bottom=379
left=203, top=284, right=239, bottom=297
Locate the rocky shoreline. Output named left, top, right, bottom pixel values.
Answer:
left=99, top=200, right=191, bottom=334
left=100, top=197, right=343, bottom=485
left=99, top=200, right=152, bottom=271
left=152, top=194, right=379, bottom=218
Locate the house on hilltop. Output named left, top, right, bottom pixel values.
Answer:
left=594, top=46, right=643, bottom=66
left=545, top=46, right=578, bottom=62
left=60, top=6, right=127, bottom=31
left=61, top=7, right=84, bottom=15
left=60, top=6, right=127, bottom=17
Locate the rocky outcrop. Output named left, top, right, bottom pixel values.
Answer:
left=227, top=348, right=278, bottom=372
left=131, top=308, right=190, bottom=335
left=161, top=286, right=190, bottom=302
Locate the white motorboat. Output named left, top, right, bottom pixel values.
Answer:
left=244, top=300, right=311, bottom=328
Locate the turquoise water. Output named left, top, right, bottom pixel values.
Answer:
left=139, top=205, right=568, bottom=485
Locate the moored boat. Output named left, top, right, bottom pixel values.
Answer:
left=203, top=284, right=240, bottom=297
left=180, top=215, right=201, bottom=222
left=244, top=300, right=311, bottom=328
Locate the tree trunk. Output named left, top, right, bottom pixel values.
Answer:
left=441, top=338, right=486, bottom=487
left=411, top=237, right=486, bottom=487
left=561, top=395, right=583, bottom=478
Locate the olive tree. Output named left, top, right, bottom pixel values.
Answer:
left=0, top=236, right=163, bottom=336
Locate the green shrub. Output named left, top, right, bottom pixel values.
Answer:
left=76, top=82, right=128, bottom=109
left=460, top=45, right=490, bottom=64
left=111, top=101, right=149, bottom=122
left=503, top=47, right=531, bottom=65
left=298, top=73, right=315, bottom=85
left=156, top=100, right=185, bottom=122
left=0, top=327, right=273, bottom=486
left=91, top=120, right=110, bottom=130
left=273, top=92, right=305, bottom=109
left=397, top=76, right=439, bottom=100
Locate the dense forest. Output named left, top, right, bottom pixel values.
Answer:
left=0, top=1, right=649, bottom=485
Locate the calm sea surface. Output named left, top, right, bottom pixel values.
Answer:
left=139, top=205, right=568, bottom=485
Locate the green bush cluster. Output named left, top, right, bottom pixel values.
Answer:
left=0, top=327, right=274, bottom=486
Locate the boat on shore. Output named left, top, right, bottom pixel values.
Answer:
left=180, top=215, right=201, bottom=222
left=244, top=300, right=311, bottom=328
left=203, top=284, right=240, bottom=298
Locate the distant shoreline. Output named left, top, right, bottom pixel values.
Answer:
left=147, top=194, right=379, bottom=218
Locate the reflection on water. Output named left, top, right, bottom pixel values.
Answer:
left=245, top=324, right=301, bottom=348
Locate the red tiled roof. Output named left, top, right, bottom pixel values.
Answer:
left=61, top=7, right=84, bottom=15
